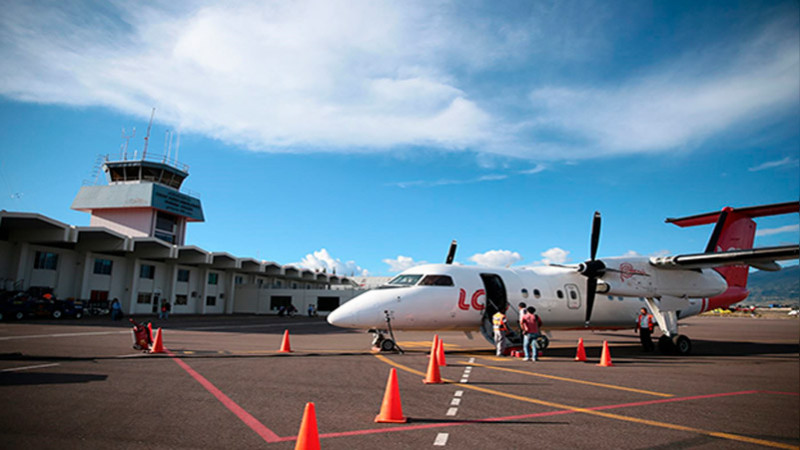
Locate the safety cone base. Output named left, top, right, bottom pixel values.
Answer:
left=374, top=415, right=408, bottom=423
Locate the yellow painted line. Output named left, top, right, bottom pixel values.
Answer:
left=464, top=359, right=673, bottom=398
left=374, top=355, right=797, bottom=450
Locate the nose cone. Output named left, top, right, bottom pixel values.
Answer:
left=327, top=300, right=362, bottom=328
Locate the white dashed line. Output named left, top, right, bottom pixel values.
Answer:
left=454, top=390, right=463, bottom=397
left=434, top=433, right=449, bottom=446
left=446, top=407, right=458, bottom=416
left=450, top=398, right=461, bottom=406
left=459, top=378, right=468, bottom=383
left=1, top=363, right=60, bottom=372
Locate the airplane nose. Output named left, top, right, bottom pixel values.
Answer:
left=327, top=303, right=360, bottom=328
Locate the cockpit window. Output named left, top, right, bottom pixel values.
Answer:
left=418, top=275, right=454, bottom=286
left=388, top=274, right=423, bottom=286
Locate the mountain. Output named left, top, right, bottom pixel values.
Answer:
left=743, top=265, right=799, bottom=306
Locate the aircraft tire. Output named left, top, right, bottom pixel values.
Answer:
left=658, top=335, right=675, bottom=354
left=672, top=335, right=692, bottom=355
left=380, top=339, right=396, bottom=352
left=536, top=335, right=549, bottom=350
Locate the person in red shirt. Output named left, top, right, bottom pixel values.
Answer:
left=521, top=306, right=543, bottom=361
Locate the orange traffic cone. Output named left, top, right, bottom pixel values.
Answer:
left=375, top=368, right=408, bottom=423
left=597, top=340, right=614, bottom=367
left=295, top=402, right=320, bottom=450
left=437, top=337, right=447, bottom=367
left=149, top=327, right=165, bottom=354
left=574, top=338, right=587, bottom=362
left=423, top=336, right=443, bottom=384
left=279, top=329, right=292, bottom=353
left=147, top=322, right=154, bottom=342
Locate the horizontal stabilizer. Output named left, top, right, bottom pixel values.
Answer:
left=665, top=201, right=799, bottom=227
left=650, top=245, right=799, bottom=270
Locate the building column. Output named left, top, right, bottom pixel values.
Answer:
left=128, top=258, right=140, bottom=315
left=201, top=267, right=209, bottom=315
left=169, top=263, right=178, bottom=311
left=226, top=271, right=236, bottom=314
left=13, top=241, right=30, bottom=290
left=79, top=252, right=93, bottom=300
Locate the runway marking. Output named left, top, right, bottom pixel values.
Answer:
left=454, top=390, right=463, bottom=397
left=433, top=432, right=449, bottom=446
left=165, top=349, right=280, bottom=443
left=0, top=330, right=130, bottom=341
left=0, top=363, right=60, bottom=372
left=446, top=407, right=458, bottom=416
left=464, top=360, right=673, bottom=397
left=373, top=355, right=796, bottom=449
left=450, top=398, right=461, bottom=406
left=0, top=321, right=324, bottom=342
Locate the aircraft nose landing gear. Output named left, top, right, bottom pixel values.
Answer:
left=370, top=310, right=404, bottom=353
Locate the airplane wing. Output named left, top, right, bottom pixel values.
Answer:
left=649, top=245, right=799, bottom=271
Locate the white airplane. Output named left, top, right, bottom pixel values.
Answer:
left=328, top=202, right=799, bottom=355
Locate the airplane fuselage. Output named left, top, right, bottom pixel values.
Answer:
left=327, top=259, right=728, bottom=332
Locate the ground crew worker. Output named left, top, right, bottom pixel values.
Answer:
left=635, top=307, right=656, bottom=351
left=492, top=308, right=509, bottom=356
left=517, top=302, right=527, bottom=332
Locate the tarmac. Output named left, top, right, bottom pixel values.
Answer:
left=0, top=314, right=797, bottom=449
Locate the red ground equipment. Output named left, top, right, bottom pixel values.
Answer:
left=130, top=318, right=152, bottom=351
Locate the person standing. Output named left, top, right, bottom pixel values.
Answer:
left=110, top=298, right=122, bottom=321
left=521, top=306, right=543, bottom=361
left=517, top=302, right=527, bottom=332
left=492, top=308, right=509, bottom=356
left=635, top=307, right=656, bottom=351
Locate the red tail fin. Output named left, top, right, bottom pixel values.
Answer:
left=666, top=202, right=799, bottom=307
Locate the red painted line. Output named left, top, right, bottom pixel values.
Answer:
left=758, top=390, right=800, bottom=396
left=276, top=390, right=767, bottom=443
left=166, top=349, right=281, bottom=443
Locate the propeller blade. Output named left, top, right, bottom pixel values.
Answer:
left=590, top=211, right=601, bottom=261
left=585, top=277, right=597, bottom=327
left=549, top=263, right=580, bottom=270
left=445, top=240, right=457, bottom=264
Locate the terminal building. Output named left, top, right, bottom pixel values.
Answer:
left=0, top=151, right=360, bottom=316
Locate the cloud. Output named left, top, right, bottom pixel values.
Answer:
left=525, top=21, right=799, bottom=157
left=0, top=2, right=796, bottom=160
left=390, top=164, right=546, bottom=188
left=382, top=255, right=427, bottom=273
left=469, top=250, right=523, bottom=267
left=539, top=247, right=570, bottom=265
left=293, top=248, right=368, bottom=277
left=748, top=157, right=800, bottom=172
left=0, top=1, right=495, bottom=153
left=756, top=224, right=799, bottom=237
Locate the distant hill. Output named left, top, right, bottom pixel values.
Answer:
left=743, top=265, right=799, bottom=306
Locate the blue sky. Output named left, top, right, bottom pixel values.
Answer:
left=0, top=0, right=798, bottom=276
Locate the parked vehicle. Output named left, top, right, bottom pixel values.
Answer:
left=0, top=291, right=84, bottom=320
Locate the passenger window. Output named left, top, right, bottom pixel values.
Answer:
left=419, top=275, right=454, bottom=286
left=533, top=289, right=541, bottom=299
left=556, top=290, right=564, bottom=299
left=521, top=289, right=529, bottom=298
left=570, top=290, right=578, bottom=300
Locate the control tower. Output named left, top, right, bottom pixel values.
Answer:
left=71, top=153, right=204, bottom=246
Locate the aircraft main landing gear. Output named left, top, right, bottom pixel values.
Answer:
left=658, top=334, right=692, bottom=355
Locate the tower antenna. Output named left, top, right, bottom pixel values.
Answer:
left=121, top=127, right=136, bottom=160
left=142, top=107, right=155, bottom=159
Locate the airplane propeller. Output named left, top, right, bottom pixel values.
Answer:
left=550, top=212, right=605, bottom=327
left=445, top=240, right=457, bottom=264
left=580, top=212, right=604, bottom=327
